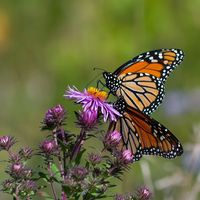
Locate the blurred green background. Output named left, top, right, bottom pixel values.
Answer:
left=1, top=0, right=200, bottom=199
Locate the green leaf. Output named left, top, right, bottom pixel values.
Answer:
left=57, top=138, right=68, bottom=150
left=38, top=172, right=49, bottom=182
left=51, top=163, right=62, bottom=182
left=75, top=149, right=86, bottom=165
left=39, top=191, right=54, bottom=200
left=97, top=195, right=107, bottom=199
left=85, top=161, right=90, bottom=168
left=62, top=185, right=71, bottom=194
left=108, top=184, right=116, bottom=188
left=63, top=185, right=81, bottom=200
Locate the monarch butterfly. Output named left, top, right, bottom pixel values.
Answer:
left=103, top=48, right=184, bottom=115
left=109, top=96, right=183, bottom=162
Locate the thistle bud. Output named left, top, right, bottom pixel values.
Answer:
left=0, top=136, right=16, bottom=151
left=114, top=194, right=126, bottom=200
left=71, top=166, right=88, bottom=180
left=88, top=153, right=102, bottom=165
left=119, top=150, right=134, bottom=164
left=136, top=186, right=152, bottom=200
left=42, top=105, right=66, bottom=130
left=76, top=110, right=98, bottom=130
left=21, top=180, right=37, bottom=192
left=9, top=153, right=21, bottom=163
left=10, top=163, right=25, bottom=178
left=40, top=139, right=58, bottom=155
left=19, top=147, right=33, bottom=160
left=104, top=131, right=121, bottom=149
left=2, top=179, right=14, bottom=191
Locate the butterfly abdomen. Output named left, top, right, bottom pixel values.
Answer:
left=113, top=96, right=127, bottom=115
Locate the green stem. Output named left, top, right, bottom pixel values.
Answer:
left=70, top=128, right=86, bottom=161
left=53, top=127, right=68, bottom=199
left=47, top=162, right=58, bottom=200
left=53, top=130, right=65, bottom=181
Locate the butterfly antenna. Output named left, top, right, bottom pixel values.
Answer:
left=85, top=72, right=103, bottom=88
left=93, top=67, right=106, bottom=72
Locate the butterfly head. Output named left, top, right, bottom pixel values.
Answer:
left=103, top=72, right=121, bottom=94
left=102, top=71, right=112, bottom=80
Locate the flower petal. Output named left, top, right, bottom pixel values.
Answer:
left=65, top=86, right=121, bottom=122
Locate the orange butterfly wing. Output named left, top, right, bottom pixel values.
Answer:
left=104, top=49, right=184, bottom=115
left=115, top=73, right=164, bottom=114
left=108, top=104, right=183, bottom=162
left=114, top=49, right=184, bottom=83
left=118, top=61, right=164, bottom=78
left=127, top=107, right=183, bottom=157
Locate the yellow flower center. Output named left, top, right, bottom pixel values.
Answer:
left=87, top=87, right=108, bottom=101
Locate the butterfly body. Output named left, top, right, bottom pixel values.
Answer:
left=103, top=72, right=121, bottom=95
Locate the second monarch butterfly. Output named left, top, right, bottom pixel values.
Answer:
left=108, top=96, right=183, bottom=162
left=103, top=48, right=184, bottom=115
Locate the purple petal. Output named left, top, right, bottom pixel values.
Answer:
left=65, top=86, right=121, bottom=122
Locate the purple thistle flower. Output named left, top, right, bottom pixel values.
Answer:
left=0, top=136, right=16, bottom=151
left=19, top=147, right=33, bottom=160
left=114, top=194, right=126, bottom=200
left=71, top=166, right=88, bottom=180
left=136, top=186, right=152, bottom=200
left=119, top=150, right=134, bottom=164
left=9, top=153, right=21, bottom=163
left=40, top=139, right=58, bottom=155
left=21, top=180, right=37, bottom=192
left=76, top=110, right=98, bottom=130
left=2, top=179, right=14, bottom=191
left=88, top=153, right=102, bottom=165
left=23, top=168, right=33, bottom=178
left=42, top=104, right=66, bottom=130
left=65, top=86, right=121, bottom=122
left=104, top=130, right=121, bottom=149
left=9, top=163, right=25, bottom=178
left=64, top=176, right=76, bottom=187
left=61, top=192, right=67, bottom=200
left=56, top=129, right=69, bottom=144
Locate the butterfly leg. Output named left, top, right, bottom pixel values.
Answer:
left=107, top=91, right=111, bottom=98
left=96, top=79, right=106, bottom=89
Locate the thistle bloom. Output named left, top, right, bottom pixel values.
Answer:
left=21, top=180, right=37, bottom=192
left=10, top=163, right=25, bottom=178
left=77, top=110, right=98, bottom=130
left=71, top=166, right=88, bottom=180
left=9, top=153, right=21, bottom=162
left=0, top=136, right=16, bottom=151
left=43, top=104, right=66, bottom=129
left=119, top=150, right=134, bottom=164
left=56, top=129, right=69, bottom=143
left=88, top=153, right=102, bottom=165
left=40, top=140, right=58, bottom=155
left=2, top=179, right=14, bottom=191
left=104, top=131, right=122, bottom=148
left=65, top=86, right=121, bottom=122
left=19, top=147, right=33, bottom=160
left=136, top=186, right=152, bottom=200
left=23, top=168, right=33, bottom=178
left=114, top=194, right=126, bottom=200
